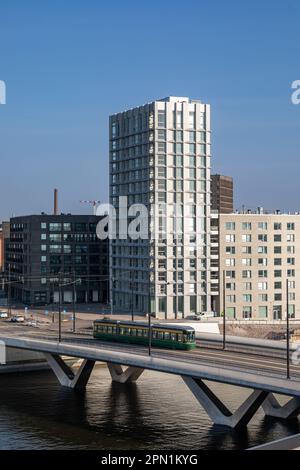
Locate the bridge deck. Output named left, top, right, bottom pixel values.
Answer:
left=1, top=334, right=300, bottom=397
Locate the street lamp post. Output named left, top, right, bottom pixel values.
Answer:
left=286, top=278, right=290, bottom=380
left=148, top=311, right=152, bottom=357
left=72, top=271, right=76, bottom=333
left=131, top=274, right=134, bottom=322
left=222, top=270, right=226, bottom=350
left=148, top=280, right=153, bottom=357
left=58, top=273, right=62, bottom=342
left=7, top=264, right=11, bottom=318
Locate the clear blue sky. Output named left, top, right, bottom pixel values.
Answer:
left=0, top=0, right=299, bottom=219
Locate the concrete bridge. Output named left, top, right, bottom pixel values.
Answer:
left=1, top=333, right=300, bottom=430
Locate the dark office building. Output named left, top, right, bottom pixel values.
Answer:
left=211, top=174, right=234, bottom=214
left=5, top=214, right=108, bottom=306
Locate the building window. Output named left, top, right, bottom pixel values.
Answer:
left=50, top=245, right=62, bottom=254
left=273, top=306, right=282, bottom=320
left=49, top=223, right=62, bottom=232
left=287, top=234, right=295, bottom=242
left=189, top=131, right=196, bottom=142
left=242, top=307, right=252, bottom=319
left=259, top=306, right=268, bottom=318
left=259, top=294, right=268, bottom=302
left=242, top=270, right=252, bottom=278
left=50, top=234, right=62, bottom=243
left=242, top=235, right=251, bottom=243
left=226, top=258, right=235, bottom=267
left=243, top=282, right=252, bottom=290
left=190, top=296, right=197, bottom=313
left=258, top=282, right=268, bottom=290
left=158, top=111, right=166, bottom=128
left=243, top=294, right=252, bottom=302
left=226, top=307, right=236, bottom=318
left=189, top=112, right=195, bottom=129
left=189, top=143, right=196, bottom=154
left=157, top=129, right=166, bottom=140
left=242, top=258, right=251, bottom=266
left=225, top=222, right=235, bottom=230
left=226, top=271, right=236, bottom=279
left=287, top=223, right=295, bottom=230
left=158, top=297, right=166, bottom=313
left=158, top=154, right=166, bottom=165
left=242, top=222, right=252, bottom=230
left=258, top=270, right=268, bottom=278
left=225, top=234, right=235, bottom=243
left=258, top=258, right=268, bottom=266
left=258, top=222, right=267, bottom=230
left=157, top=142, right=166, bottom=153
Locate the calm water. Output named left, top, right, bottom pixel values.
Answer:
left=0, top=366, right=299, bottom=450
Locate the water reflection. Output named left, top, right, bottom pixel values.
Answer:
left=0, top=366, right=299, bottom=450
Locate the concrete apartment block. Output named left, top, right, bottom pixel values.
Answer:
left=109, top=96, right=211, bottom=319
left=218, top=210, right=300, bottom=320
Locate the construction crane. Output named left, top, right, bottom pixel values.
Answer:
left=79, top=200, right=101, bottom=215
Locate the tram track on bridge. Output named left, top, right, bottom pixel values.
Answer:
left=24, top=331, right=300, bottom=382
left=3, top=326, right=300, bottom=382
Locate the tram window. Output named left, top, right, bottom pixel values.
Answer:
left=120, top=328, right=125, bottom=335
left=183, top=334, right=188, bottom=343
left=152, top=330, right=157, bottom=339
left=107, top=327, right=112, bottom=334
left=164, top=332, right=170, bottom=340
left=157, top=332, right=164, bottom=340
left=112, top=327, right=117, bottom=334
left=171, top=334, right=176, bottom=341
left=143, top=329, right=148, bottom=337
left=177, top=334, right=183, bottom=342
left=131, top=329, right=136, bottom=336
left=188, top=332, right=194, bottom=341
left=137, top=329, right=143, bottom=337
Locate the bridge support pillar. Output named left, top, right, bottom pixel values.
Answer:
left=44, top=353, right=95, bottom=389
left=262, top=393, right=300, bottom=419
left=182, top=376, right=268, bottom=428
left=107, top=362, right=144, bottom=383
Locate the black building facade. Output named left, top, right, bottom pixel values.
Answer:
left=5, top=214, right=108, bottom=306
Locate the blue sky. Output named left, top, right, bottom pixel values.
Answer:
left=0, top=0, right=299, bottom=219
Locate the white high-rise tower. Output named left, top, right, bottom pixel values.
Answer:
left=109, top=96, right=211, bottom=319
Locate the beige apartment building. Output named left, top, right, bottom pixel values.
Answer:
left=218, top=210, right=300, bottom=320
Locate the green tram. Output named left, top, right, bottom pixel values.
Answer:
left=93, top=319, right=196, bottom=350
